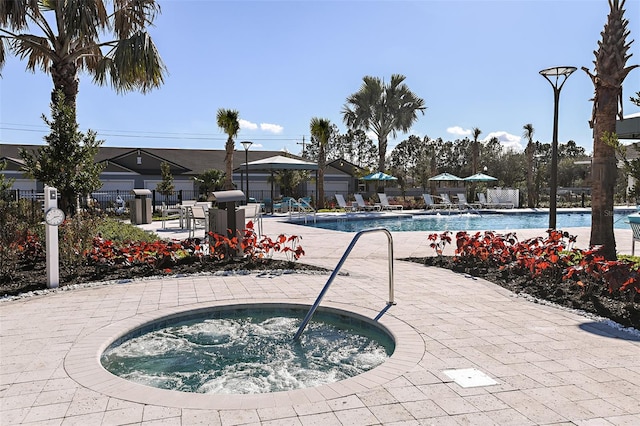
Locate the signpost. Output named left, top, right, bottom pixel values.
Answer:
left=44, top=185, right=64, bottom=288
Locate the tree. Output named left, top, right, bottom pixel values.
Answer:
left=310, top=117, right=331, bottom=209
left=582, top=0, right=638, bottom=259
left=20, top=91, right=104, bottom=215
left=0, top=0, right=167, bottom=115
left=156, top=161, right=174, bottom=204
left=523, top=124, right=536, bottom=207
left=216, top=109, right=240, bottom=190
left=470, top=127, right=482, bottom=201
left=194, top=169, right=225, bottom=200
left=0, top=160, right=15, bottom=201
left=342, top=74, right=426, bottom=171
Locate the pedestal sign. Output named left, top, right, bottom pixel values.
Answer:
left=44, top=186, right=65, bottom=288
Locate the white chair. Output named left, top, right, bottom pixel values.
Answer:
left=437, top=193, right=456, bottom=209
left=631, top=222, right=640, bottom=256
left=457, top=193, right=481, bottom=210
left=240, top=203, right=263, bottom=236
left=335, top=194, right=356, bottom=211
left=187, top=205, right=208, bottom=238
left=354, top=194, right=380, bottom=211
left=378, top=193, right=403, bottom=210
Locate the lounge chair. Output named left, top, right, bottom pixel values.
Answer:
left=354, top=194, right=380, bottom=211
left=378, top=193, right=403, bottom=210
left=335, top=194, right=357, bottom=211
left=631, top=222, right=640, bottom=256
left=423, top=194, right=450, bottom=210
left=438, top=193, right=457, bottom=209
left=457, top=193, right=481, bottom=210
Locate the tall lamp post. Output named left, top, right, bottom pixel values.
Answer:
left=539, top=66, right=576, bottom=229
left=241, top=141, right=253, bottom=203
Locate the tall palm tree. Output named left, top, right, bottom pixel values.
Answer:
left=216, top=109, right=240, bottom=190
left=342, top=74, right=426, bottom=172
left=523, top=123, right=536, bottom=208
left=582, top=0, right=638, bottom=260
left=0, top=0, right=167, bottom=115
left=470, top=128, right=482, bottom=201
left=310, top=117, right=331, bottom=209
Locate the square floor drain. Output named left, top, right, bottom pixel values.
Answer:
left=442, top=368, right=498, bottom=388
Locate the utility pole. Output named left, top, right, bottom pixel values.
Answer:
left=296, top=136, right=307, bottom=156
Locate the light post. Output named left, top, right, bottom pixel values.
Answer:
left=539, top=66, right=576, bottom=229
left=241, top=141, right=253, bottom=203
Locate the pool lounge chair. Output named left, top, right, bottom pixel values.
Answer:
left=423, top=194, right=450, bottom=210
left=354, top=194, right=381, bottom=211
left=438, top=193, right=457, bottom=209
left=457, top=193, right=481, bottom=210
left=335, top=194, right=357, bottom=211
left=631, top=222, right=640, bottom=256
left=378, top=193, right=403, bottom=210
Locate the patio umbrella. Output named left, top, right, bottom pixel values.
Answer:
left=428, top=172, right=463, bottom=182
left=362, top=171, right=398, bottom=181
left=463, top=172, right=498, bottom=182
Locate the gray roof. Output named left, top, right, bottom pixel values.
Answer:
left=0, top=144, right=314, bottom=176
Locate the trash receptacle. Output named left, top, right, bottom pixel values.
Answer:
left=209, top=190, right=246, bottom=239
left=130, top=189, right=152, bottom=224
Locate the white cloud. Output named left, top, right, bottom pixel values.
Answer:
left=260, top=123, right=284, bottom=134
left=483, top=131, right=523, bottom=151
left=239, top=119, right=258, bottom=130
left=446, top=126, right=472, bottom=137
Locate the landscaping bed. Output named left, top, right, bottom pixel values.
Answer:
left=402, top=230, right=640, bottom=331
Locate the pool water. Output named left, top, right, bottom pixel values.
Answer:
left=299, top=211, right=633, bottom=233
left=101, top=307, right=394, bottom=395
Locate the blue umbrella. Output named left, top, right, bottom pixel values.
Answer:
left=464, top=172, right=498, bottom=182
left=428, top=172, right=462, bottom=182
left=362, top=171, right=398, bottom=181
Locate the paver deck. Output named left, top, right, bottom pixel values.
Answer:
left=1, top=212, right=639, bottom=425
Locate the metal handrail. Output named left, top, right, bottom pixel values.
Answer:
left=293, top=227, right=395, bottom=340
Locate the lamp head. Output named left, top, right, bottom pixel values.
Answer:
left=241, top=140, right=253, bottom=151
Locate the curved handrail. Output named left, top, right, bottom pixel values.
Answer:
left=293, top=227, right=395, bottom=340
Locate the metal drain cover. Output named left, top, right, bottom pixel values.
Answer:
left=443, top=368, right=498, bottom=388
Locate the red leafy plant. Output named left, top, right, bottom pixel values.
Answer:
left=86, top=221, right=305, bottom=274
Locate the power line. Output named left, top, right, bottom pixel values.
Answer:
left=0, top=123, right=303, bottom=141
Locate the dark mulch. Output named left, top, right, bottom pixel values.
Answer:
left=402, top=256, right=640, bottom=331
left=1, top=258, right=329, bottom=299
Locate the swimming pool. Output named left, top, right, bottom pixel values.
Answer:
left=297, top=210, right=635, bottom=232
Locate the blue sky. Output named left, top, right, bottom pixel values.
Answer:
left=1, top=0, right=639, bottom=156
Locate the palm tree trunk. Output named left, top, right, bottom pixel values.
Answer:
left=224, top=138, right=234, bottom=190
left=50, top=59, right=79, bottom=114
left=526, top=143, right=535, bottom=207
left=378, top=135, right=387, bottom=172
left=590, top=85, right=618, bottom=259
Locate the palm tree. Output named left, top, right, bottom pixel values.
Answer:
left=216, top=109, right=240, bottom=190
left=342, top=74, right=426, bottom=172
left=470, top=127, right=482, bottom=202
left=523, top=124, right=536, bottom=208
left=582, top=0, right=638, bottom=260
left=310, top=117, right=331, bottom=209
left=0, top=0, right=167, bottom=115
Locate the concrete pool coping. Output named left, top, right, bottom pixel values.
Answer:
left=1, top=218, right=639, bottom=424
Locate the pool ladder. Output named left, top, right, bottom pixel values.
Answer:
left=293, top=228, right=395, bottom=340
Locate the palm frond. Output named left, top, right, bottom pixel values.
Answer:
left=12, top=34, right=53, bottom=72
left=0, top=0, right=39, bottom=30
left=113, top=0, right=161, bottom=38
left=107, top=30, right=166, bottom=93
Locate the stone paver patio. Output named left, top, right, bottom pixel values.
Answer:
left=1, top=212, right=639, bottom=425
